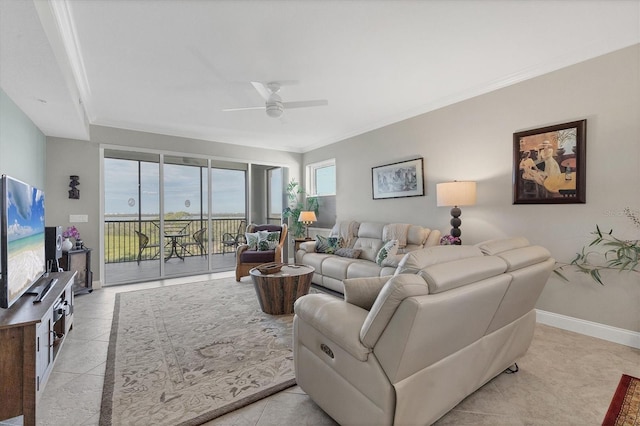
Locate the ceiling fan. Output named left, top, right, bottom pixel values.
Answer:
left=223, top=81, right=328, bottom=118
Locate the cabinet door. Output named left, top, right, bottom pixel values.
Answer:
left=35, top=309, right=54, bottom=394
left=67, top=252, right=87, bottom=291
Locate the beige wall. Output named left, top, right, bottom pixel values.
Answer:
left=303, top=44, right=640, bottom=332
left=45, top=137, right=100, bottom=280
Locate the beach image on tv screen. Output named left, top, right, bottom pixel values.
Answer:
left=6, top=179, right=45, bottom=301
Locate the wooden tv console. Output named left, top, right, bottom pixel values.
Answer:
left=0, top=271, right=75, bottom=426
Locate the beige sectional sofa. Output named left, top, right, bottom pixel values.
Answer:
left=295, top=221, right=441, bottom=294
left=293, top=237, right=555, bottom=425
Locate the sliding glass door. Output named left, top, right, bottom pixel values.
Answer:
left=103, top=150, right=252, bottom=285
left=104, top=152, right=161, bottom=283
left=163, top=156, right=210, bottom=277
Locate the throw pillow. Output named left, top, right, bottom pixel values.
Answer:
left=245, top=232, right=260, bottom=250
left=257, top=230, right=280, bottom=251
left=376, top=239, right=398, bottom=266
left=327, top=237, right=342, bottom=253
left=315, top=235, right=330, bottom=253
left=335, top=247, right=361, bottom=258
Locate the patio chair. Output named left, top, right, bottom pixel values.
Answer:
left=222, top=220, right=247, bottom=255
left=135, top=230, right=160, bottom=264
left=192, top=227, right=207, bottom=256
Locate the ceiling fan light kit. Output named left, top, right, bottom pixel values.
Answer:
left=266, top=94, right=284, bottom=118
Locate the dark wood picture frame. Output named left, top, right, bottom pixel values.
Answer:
left=513, top=119, right=586, bottom=204
left=372, top=157, right=424, bottom=200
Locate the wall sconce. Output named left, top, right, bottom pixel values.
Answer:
left=298, top=211, right=317, bottom=239
left=436, top=181, right=477, bottom=242
left=69, top=175, right=80, bottom=199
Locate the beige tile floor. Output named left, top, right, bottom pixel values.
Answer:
left=2, top=272, right=639, bottom=426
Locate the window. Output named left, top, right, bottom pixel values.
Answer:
left=307, top=159, right=336, bottom=196
left=267, top=167, right=283, bottom=219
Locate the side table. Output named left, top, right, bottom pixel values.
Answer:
left=60, top=248, right=93, bottom=295
left=250, top=264, right=314, bottom=315
left=294, top=237, right=314, bottom=252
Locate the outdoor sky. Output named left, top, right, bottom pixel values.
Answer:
left=104, top=159, right=246, bottom=216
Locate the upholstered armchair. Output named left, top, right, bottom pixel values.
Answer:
left=235, top=223, right=288, bottom=281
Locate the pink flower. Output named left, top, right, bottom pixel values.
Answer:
left=63, top=226, right=80, bottom=239
left=440, top=235, right=461, bottom=245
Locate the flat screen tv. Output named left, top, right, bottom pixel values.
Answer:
left=0, top=175, right=46, bottom=308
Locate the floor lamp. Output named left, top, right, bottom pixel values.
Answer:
left=436, top=181, right=477, bottom=243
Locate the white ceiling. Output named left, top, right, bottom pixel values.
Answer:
left=1, top=1, right=639, bottom=153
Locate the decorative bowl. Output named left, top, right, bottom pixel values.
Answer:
left=257, top=263, right=283, bottom=274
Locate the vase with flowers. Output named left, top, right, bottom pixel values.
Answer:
left=62, top=226, right=81, bottom=251
left=440, top=235, right=462, bottom=246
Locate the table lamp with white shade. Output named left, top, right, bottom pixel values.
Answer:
left=436, top=181, right=477, bottom=242
left=298, top=211, right=317, bottom=239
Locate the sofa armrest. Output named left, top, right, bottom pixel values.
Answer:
left=299, top=240, right=316, bottom=253
left=294, top=294, right=371, bottom=361
left=424, top=229, right=442, bottom=247
left=236, top=243, right=249, bottom=256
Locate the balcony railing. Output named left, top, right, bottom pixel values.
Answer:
left=104, top=218, right=247, bottom=264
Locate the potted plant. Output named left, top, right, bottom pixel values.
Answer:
left=282, top=179, right=319, bottom=238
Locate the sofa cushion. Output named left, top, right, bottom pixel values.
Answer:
left=475, top=237, right=530, bottom=256
left=354, top=238, right=384, bottom=262
left=239, top=249, right=276, bottom=263
left=382, top=223, right=410, bottom=247
left=322, top=256, right=360, bottom=281
left=347, top=260, right=385, bottom=279
left=420, top=256, right=507, bottom=294
left=396, top=245, right=483, bottom=275
left=495, top=245, right=552, bottom=272
left=335, top=247, right=361, bottom=258
left=357, top=222, right=386, bottom=239
left=376, top=239, right=399, bottom=266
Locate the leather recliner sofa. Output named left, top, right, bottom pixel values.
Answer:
left=296, top=221, right=441, bottom=295
left=293, top=237, right=555, bottom=425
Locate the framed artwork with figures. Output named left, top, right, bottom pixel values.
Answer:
left=513, top=120, right=586, bottom=204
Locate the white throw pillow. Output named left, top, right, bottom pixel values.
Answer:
left=376, top=239, right=398, bottom=266
left=245, top=232, right=260, bottom=250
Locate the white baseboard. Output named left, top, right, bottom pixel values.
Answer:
left=535, top=309, right=640, bottom=349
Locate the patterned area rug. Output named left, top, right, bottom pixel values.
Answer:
left=99, top=278, right=296, bottom=426
left=603, top=374, right=640, bottom=426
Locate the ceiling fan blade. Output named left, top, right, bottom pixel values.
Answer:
left=250, top=82, right=271, bottom=101
left=283, top=100, right=328, bottom=109
left=222, top=106, right=265, bottom=112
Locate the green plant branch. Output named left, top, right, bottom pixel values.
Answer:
left=554, top=224, right=640, bottom=285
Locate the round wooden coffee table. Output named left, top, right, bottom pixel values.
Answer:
left=249, top=264, right=315, bottom=315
